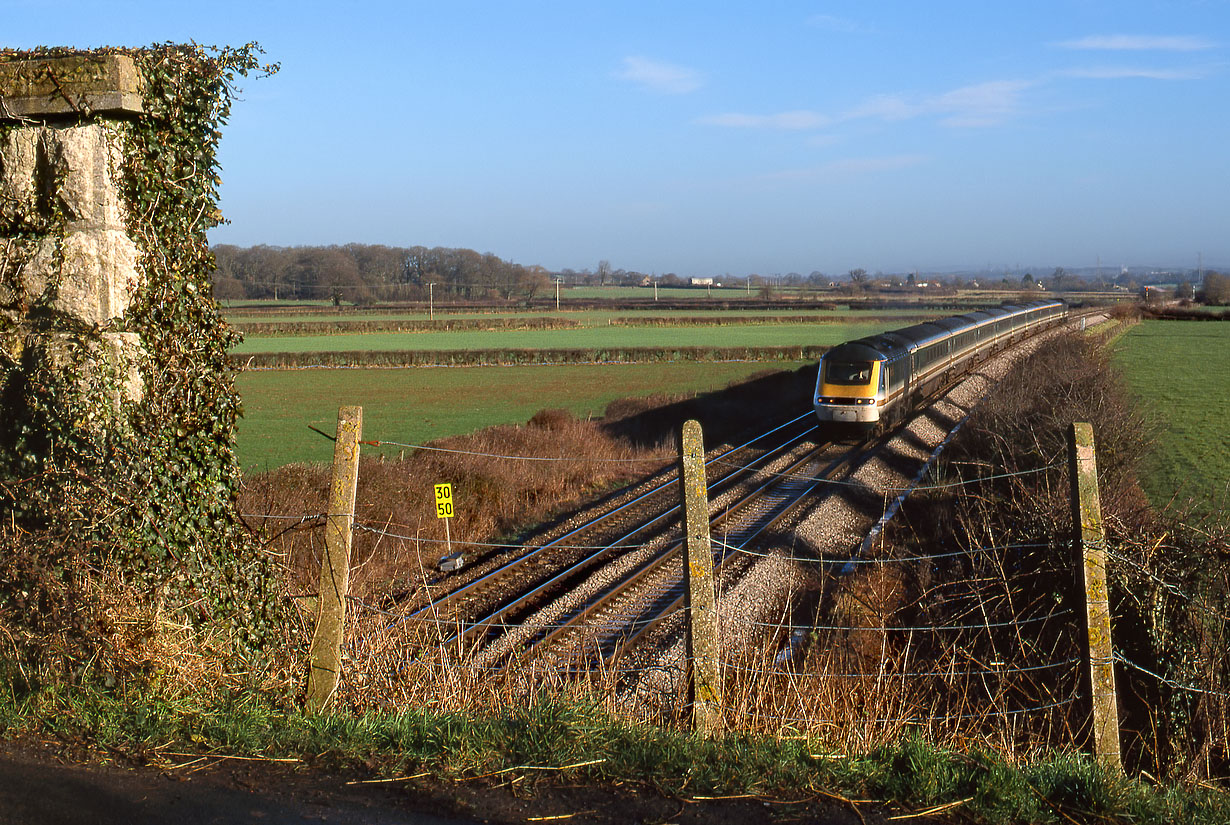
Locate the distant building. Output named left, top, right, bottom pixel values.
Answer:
left=689, top=277, right=714, bottom=286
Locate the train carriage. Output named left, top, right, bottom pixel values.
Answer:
left=813, top=300, right=1066, bottom=435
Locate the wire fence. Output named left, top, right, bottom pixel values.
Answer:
left=258, top=412, right=1080, bottom=740
left=253, top=407, right=1228, bottom=762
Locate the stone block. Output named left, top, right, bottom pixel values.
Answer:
left=0, top=129, right=40, bottom=223
left=20, top=229, right=141, bottom=324
left=51, top=124, right=128, bottom=229
left=1, top=124, right=128, bottom=231
left=0, top=54, right=144, bottom=119
left=101, top=330, right=145, bottom=406
left=0, top=238, right=37, bottom=309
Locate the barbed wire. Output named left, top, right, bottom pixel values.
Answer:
left=1104, top=548, right=1230, bottom=624
left=357, top=436, right=677, bottom=464
left=352, top=521, right=625, bottom=552
left=715, top=657, right=1079, bottom=680
left=240, top=512, right=327, bottom=521
left=350, top=520, right=1059, bottom=564
left=740, top=609, right=1073, bottom=634
left=721, top=539, right=1053, bottom=565
left=347, top=595, right=654, bottom=633
left=726, top=693, right=1081, bottom=727
left=1114, top=652, right=1230, bottom=700
left=708, top=457, right=1062, bottom=494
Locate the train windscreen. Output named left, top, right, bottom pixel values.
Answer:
left=824, top=360, right=873, bottom=385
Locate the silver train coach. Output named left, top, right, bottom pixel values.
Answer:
left=812, top=300, right=1067, bottom=434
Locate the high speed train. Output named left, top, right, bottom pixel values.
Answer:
left=813, top=300, right=1066, bottom=434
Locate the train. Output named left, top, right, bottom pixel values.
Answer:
left=812, top=299, right=1067, bottom=435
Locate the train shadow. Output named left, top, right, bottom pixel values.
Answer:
left=599, top=364, right=817, bottom=450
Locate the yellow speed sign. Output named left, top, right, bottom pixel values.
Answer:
left=433, top=483, right=454, bottom=519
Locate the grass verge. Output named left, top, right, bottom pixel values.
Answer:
left=1, top=682, right=1227, bottom=825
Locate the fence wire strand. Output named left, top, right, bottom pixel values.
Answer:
left=707, top=456, right=1062, bottom=494
left=360, top=437, right=678, bottom=464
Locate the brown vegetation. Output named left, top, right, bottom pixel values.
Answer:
left=244, top=411, right=674, bottom=604
left=8, top=325, right=1227, bottom=784
left=709, top=328, right=1230, bottom=771
left=240, top=368, right=813, bottom=601
left=909, top=330, right=1230, bottom=779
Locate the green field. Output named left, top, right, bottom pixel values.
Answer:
left=236, top=361, right=809, bottom=471
left=230, top=322, right=888, bottom=355
left=224, top=307, right=939, bottom=327
left=1114, top=321, right=1230, bottom=519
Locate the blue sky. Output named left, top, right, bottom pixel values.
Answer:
left=7, top=1, right=1229, bottom=276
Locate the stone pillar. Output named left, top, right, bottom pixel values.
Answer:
left=1, top=54, right=147, bottom=427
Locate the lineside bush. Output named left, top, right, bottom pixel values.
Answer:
left=934, top=330, right=1230, bottom=781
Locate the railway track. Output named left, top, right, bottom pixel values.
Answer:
left=514, top=437, right=877, bottom=666
left=393, top=312, right=1102, bottom=671
left=394, top=412, right=824, bottom=641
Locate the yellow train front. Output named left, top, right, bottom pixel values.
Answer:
left=812, top=339, right=895, bottom=435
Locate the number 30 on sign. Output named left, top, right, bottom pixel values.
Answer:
left=433, top=483, right=454, bottom=519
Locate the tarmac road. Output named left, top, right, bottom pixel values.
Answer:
left=0, top=740, right=475, bottom=825
left=0, top=738, right=879, bottom=825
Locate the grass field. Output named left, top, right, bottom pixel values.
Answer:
left=235, top=361, right=809, bottom=471
left=223, top=307, right=938, bottom=326
left=1114, top=321, right=1230, bottom=519
left=229, top=322, right=888, bottom=354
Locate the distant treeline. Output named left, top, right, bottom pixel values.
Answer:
left=210, top=243, right=1230, bottom=306
left=1142, top=306, right=1230, bottom=321
left=232, top=314, right=943, bottom=338
left=211, top=243, right=557, bottom=304
left=210, top=244, right=700, bottom=304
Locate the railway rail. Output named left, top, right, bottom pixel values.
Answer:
left=391, top=309, right=1105, bottom=671
left=394, top=412, right=824, bottom=640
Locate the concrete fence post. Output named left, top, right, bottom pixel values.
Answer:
left=1069, top=421, right=1122, bottom=773
left=679, top=419, right=723, bottom=736
left=306, top=405, right=363, bottom=713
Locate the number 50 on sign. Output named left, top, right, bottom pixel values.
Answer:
left=434, top=483, right=454, bottom=519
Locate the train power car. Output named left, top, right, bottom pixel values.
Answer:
left=813, top=300, right=1066, bottom=435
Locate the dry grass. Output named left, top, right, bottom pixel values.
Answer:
left=233, top=329, right=1225, bottom=782
left=17, top=331, right=1223, bottom=784
left=667, top=331, right=1162, bottom=760
left=241, top=409, right=675, bottom=604
left=704, top=533, right=1082, bottom=760
left=227, top=340, right=1134, bottom=761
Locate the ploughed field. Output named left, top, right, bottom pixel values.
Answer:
left=1114, top=319, right=1230, bottom=521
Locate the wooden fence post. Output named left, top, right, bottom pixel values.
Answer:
left=679, top=419, right=723, bottom=736
left=1069, top=422, right=1122, bottom=772
left=306, top=406, right=363, bottom=713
